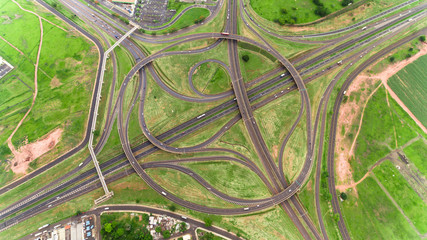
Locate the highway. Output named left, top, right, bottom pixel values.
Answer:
left=0, top=0, right=422, bottom=214
left=0, top=0, right=424, bottom=208
left=1, top=0, right=425, bottom=238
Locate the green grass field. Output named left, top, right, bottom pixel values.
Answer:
left=182, top=161, right=271, bottom=199
left=373, top=160, right=427, bottom=234
left=340, top=176, right=420, bottom=240
left=388, top=54, right=427, bottom=128
left=238, top=49, right=279, bottom=82
left=145, top=8, right=210, bottom=35
left=0, top=0, right=97, bottom=182
left=153, top=40, right=229, bottom=97
left=403, top=139, right=427, bottom=177
left=249, top=0, right=349, bottom=24
left=352, top=86, right=418, bottom=181
left=146, top=167, right=239, bottom=209
left=192, top=62, right=231, bottom=95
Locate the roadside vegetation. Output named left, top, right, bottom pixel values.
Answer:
left=101, top=212, right=152, bottom=240
left=142, top=8, right=210, bottom=35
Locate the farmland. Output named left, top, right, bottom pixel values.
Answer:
left=388, top=54, right=427, bottom=128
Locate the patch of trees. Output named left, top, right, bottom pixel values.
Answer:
left=320, top=171, right=332, bottom=201
left=341, top=0, right=354, bottom=7
left=101, top=213, right=152, bottom=240
left=273, top=7, right=298, bottom=25
left=204, top=217, right=213, bottom=227
left=312, top=0, right=330, bottom=17
left=199, top=232, right=215, bottom=240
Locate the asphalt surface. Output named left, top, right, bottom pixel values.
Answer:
left=0, top=0, right=422, bottom=219
left=1, top=0, right=425, bottom=238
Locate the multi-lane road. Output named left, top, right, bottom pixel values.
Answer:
left=1, top=0, right=426, bottom=239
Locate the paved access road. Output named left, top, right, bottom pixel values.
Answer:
left=1, top=0, right=425, bottom=239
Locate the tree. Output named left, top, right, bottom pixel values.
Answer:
left=200, top=232, right=215, bottom=240
left=179, top=222, right=187, bottom=232
left=155, top=226, right=162, bottom=233
left=420, top=35, right=426, bottom=42
left=204, top=217, right=213, bottom=227
left=162, top=230, right=171, bottom=238
left=104, top=223, right=113, bottom=233
left=168, top=205, right=176, bottom=212
left=314, top=6, right=329, bottom=17
left=75, top=210, right=82, bottom=216
left=409, top=47, right=414, bottom=52
left=334, top=213, right=340, bottom=222
left=139, top=228, right=153, bottom=240
left=341, top=0, right=354, bottom=6
left=389, top=56, right=395, bottom=62
left=141, top=214, right=149, bottom=225
left=116, top=227, right=125, bottom=236
left=281, top=8, right=288, bottom=14
left=93, top=129, right=100, bottom=137
left=242, top=54, right=250, bottom=62
left=340, top=192, right=348, bottom=200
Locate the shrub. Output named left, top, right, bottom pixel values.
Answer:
left=342, top=0, right=354, bottom=7
left=314, top=6, right=329, bottom=17
left=242, top=54, right=249, bottom=62
left=281, top=8, right=288, bottom=14
left=340, top=192, right=348, bottom=200
left=204, top=217, right=213, bottom=227
left=162, top=230, right=171, bottom=238
left=168, top=205, right=176, bottom=212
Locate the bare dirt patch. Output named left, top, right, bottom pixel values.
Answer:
left=335, top=76, right=378, bottom=187
left=272, top=145, right=278, bottom=159
left=10, top=128, right=63, bottom=174
left=50, top=76, right=62, bottom=88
